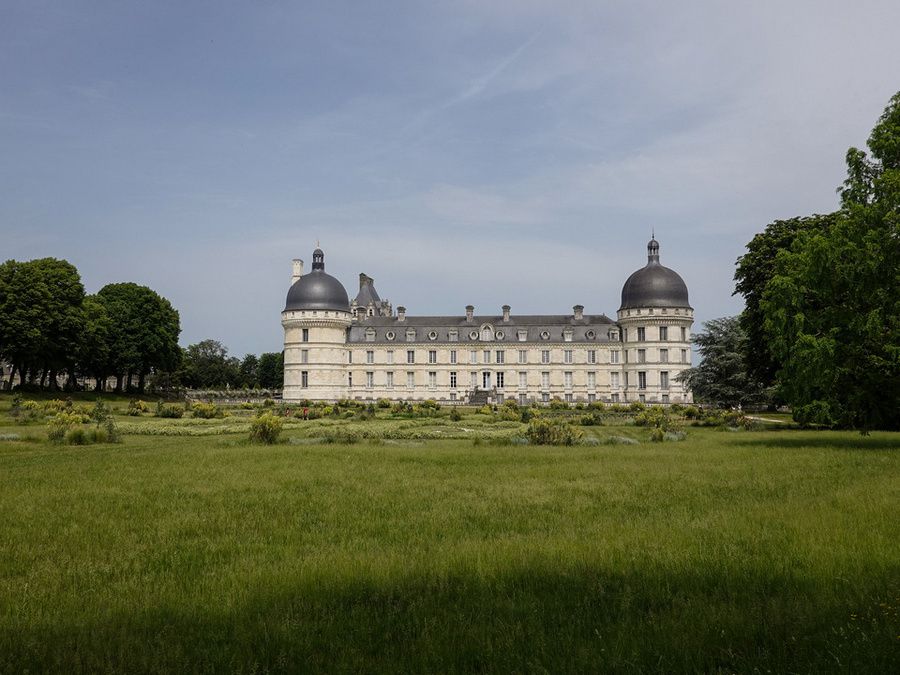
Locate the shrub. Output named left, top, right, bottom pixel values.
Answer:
left=448, top=408, right=462, bottom=422
left=263, top=398, right=275, bottom=408
left=249, top=412, right=283, bottom=444
left=682, top=405, right=702, bottom=420
left=155, top=401, right=184, bottom=419
left=478, top=404, right=493, bottom=415
left=65, top=427, right=89, bottom=445
left=526, top=419, right=583, bottom=446
left=588, top=401, right=606, bottom=412
left=580, top=412, right=604, bottom=426
left=240, top=402, right=255, bottom=410
left=376, top=398, right=391, bottom=409
left=420, top=399, right=441, bottom=411
left=629, top=401, right=646, bottom=413
left=520, top=408, right=534, bottom=423
left=322, top=429, right=360, bottom=444
left=192, top=402, right=225, bottom=419
left=549, top=398, right=569, bottom=410
left=649, top=427, right=665, bottom=443
left=793, top=401, right=835, bottom=428
left=127, top=399, right=150, bottom=416
left=47, top=412, right=84, bottom=444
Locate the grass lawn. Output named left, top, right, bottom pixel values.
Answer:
left=0, top=399, right=898, bottom=673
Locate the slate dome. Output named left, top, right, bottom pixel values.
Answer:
left=619, top=238, right=690, bottom=310
left=284, top=248, right=350, bottom=312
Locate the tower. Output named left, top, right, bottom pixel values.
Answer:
left=282, top=248, right=351, bottom=401
left=617, top=238, right=693, bottom=404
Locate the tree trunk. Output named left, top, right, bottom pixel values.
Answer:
left=48, top=369, right=58, bottom=391
left=138, top=370, right=146, bottom=394
left=6, top=364, right=17, bottom=390
left=114, top=374, right=123, bottom=393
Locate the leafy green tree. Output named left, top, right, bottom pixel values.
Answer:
left=76, top=295, right=114, bottom=391
left=760, top=92, right=900, bottom=431
left=96, top=283, right=181, bottom=393
left=180, top=340, right=242, bottom=389
left=676, top=317, right=769, bottom=409
left=239, top=354, right=259, bottom=388
left=734, top=214, right=836, bottom=389
left=257, top=352, right=284, bottom=390
left=0, top=258, right=85, bottom=389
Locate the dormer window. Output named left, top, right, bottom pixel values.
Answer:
left=406, top=329, right=416, bottom=342
left=517, top=330, right=527, bottom=342
left=448, top=330, right=458, bottom=341
left=480, top=325, right=494, bottom=341
left=563, top=329, right=573, bottom=342
left=365, top=328, right=376, bottom=342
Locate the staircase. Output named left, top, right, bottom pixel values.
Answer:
left=468, top=389, right=489, bottom=406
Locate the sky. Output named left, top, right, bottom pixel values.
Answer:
left=2, top=0, right=899, bottom=357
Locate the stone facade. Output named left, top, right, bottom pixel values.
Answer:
left=282, top=240, right=693, bottom=404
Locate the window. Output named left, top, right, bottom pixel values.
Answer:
left=483, top=350, right=491, bottom=364
left=450, top=393, right=457, bottom=401
left=386, top=350, right=394, bottom=364
left=481, top=326, right=493, bottom=341
left=541, top=350, right=550, bottom=364
left=496, top=371, right=505, bottom=388
left=610, top=350, right=620, bottom=364
left=637, top=327, right=646, bottom=341
left=519, top=393, right=527, bottom=405
left=660, top=348, right=668, bottom=363
left=563, top=329, right=573, bottom=342
left=587, top=372, right=596, bottom=388
left=348, top=372, right=352, bottom=387
left=682, top=349, right=688, bottom=364
left=564, top=349, right=573, bottom=364
left=659, top=326, right=668, bottom=341
left=637, top=349, right=646, bottom=363
left=301, top=349, right=309, bottom=364
left=541, top=371, right=550, bottom=389
left=366, top=350, right=374, bottom=364
left=482, top=371, right=491, bottom=389
left=407, top=350, right=415, bottom=364
left=450, top=371, right=457, bottom=388
left=517, top=330, right=527, bottom=341
left=623, top=329, right=628, bottom=342
left=564, top=371, right=573, bottom=388
left=450, top=350, right=457, bottom=364
left=365, top=328, right=375, bottom=342
left=302, top=328, right=309, bottom=342
left=348, top=351, right=352, bottom=364
left=470, top=371, right=478, bottom=388
left=518, top=371, right=527, bottom=389
left=542, top=392, right=549, bottom=403
left=301, top=371, right=308, bottom=388
left=428, top=371, right=437, bottom=389
left=638, top=371, right=647, bottom=390
left=496, top=350, right=505, bottom=364
left=611, top=393, right=619, bottom=402
left=469, top=350, right=478, bottom=364
left=624, top=372, right=629, bottom=387
left=428, top=350, right=437, bottom=364
left=386, top=371, right=394, bottom=389
left=448, top=330, right=458, bottom=342
left=565, top=393, right=573, bottom=403
left=518, top=349, right=527, bottom=364
left=587, top=350, right=596, bottom=364
left=406, top=329, right=416, bottom=342
left=639, top=394, right=646, bottom=403
left=406, top=371, right=415, bottom=388
left=366, top=371, right=374, bottom=389
left=662, top=394, right=670, bottom=404
left=681, top=327, right=687, bottom=341
left=660, top=371, right=669, bottom=390
left=610, top=372, right=619, bottom=388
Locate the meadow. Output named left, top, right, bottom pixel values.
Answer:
left=0, top=396, right=897, bottom=673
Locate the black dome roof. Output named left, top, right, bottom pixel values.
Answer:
left=619, top=238, right=690, bottom=310
left=284, top=249, right=350, bottom=312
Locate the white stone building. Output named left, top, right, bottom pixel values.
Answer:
left=282, top=239, right=693, bottom=404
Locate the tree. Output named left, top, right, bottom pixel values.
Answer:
left=96, top=283, right=181, bottom=393
left=257, top=352, right=284, bottom=390
left=76, top=295, right=114, bottom=391
left=239, top=354, right=259, bottom=388
left=759, top=92, right=900, bottom=431
left=734, top=214, right=836, bottom=389
left=180, top=340, right=242, bottom=389
left=676, top=317, right=769, bottom=409
left=0, top=258, right=85, bottom=389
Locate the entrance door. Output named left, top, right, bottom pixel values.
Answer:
left=482, top=371, right=491, bottom=389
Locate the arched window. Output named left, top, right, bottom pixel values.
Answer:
left=480, top=324, right=494, bottom=341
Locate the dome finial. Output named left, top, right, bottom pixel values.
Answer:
left=312, top=246, right=325, bottom=271
left=647, top=235, right=660, bottom=264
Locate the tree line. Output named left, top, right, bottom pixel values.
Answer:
left=683, top=91, right=899, bottom=431
left=0, top=259, right=283, bottom=393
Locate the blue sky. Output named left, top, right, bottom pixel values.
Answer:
left=3, top=1, right=899, bottom=357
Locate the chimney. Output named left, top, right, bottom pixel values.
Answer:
left=359, top=272, right=373, bottom=290
left=291, top=259, right=304, bottom=284
left=502, top=305, right=511, bottom=322
left=466, top=305, right=474, bottom=322
left=397, top=306, right=406, bottom=322
left=573, top=305, right=584, bottom=321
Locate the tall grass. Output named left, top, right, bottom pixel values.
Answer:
left=0, top=421, right=897, bottom=672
